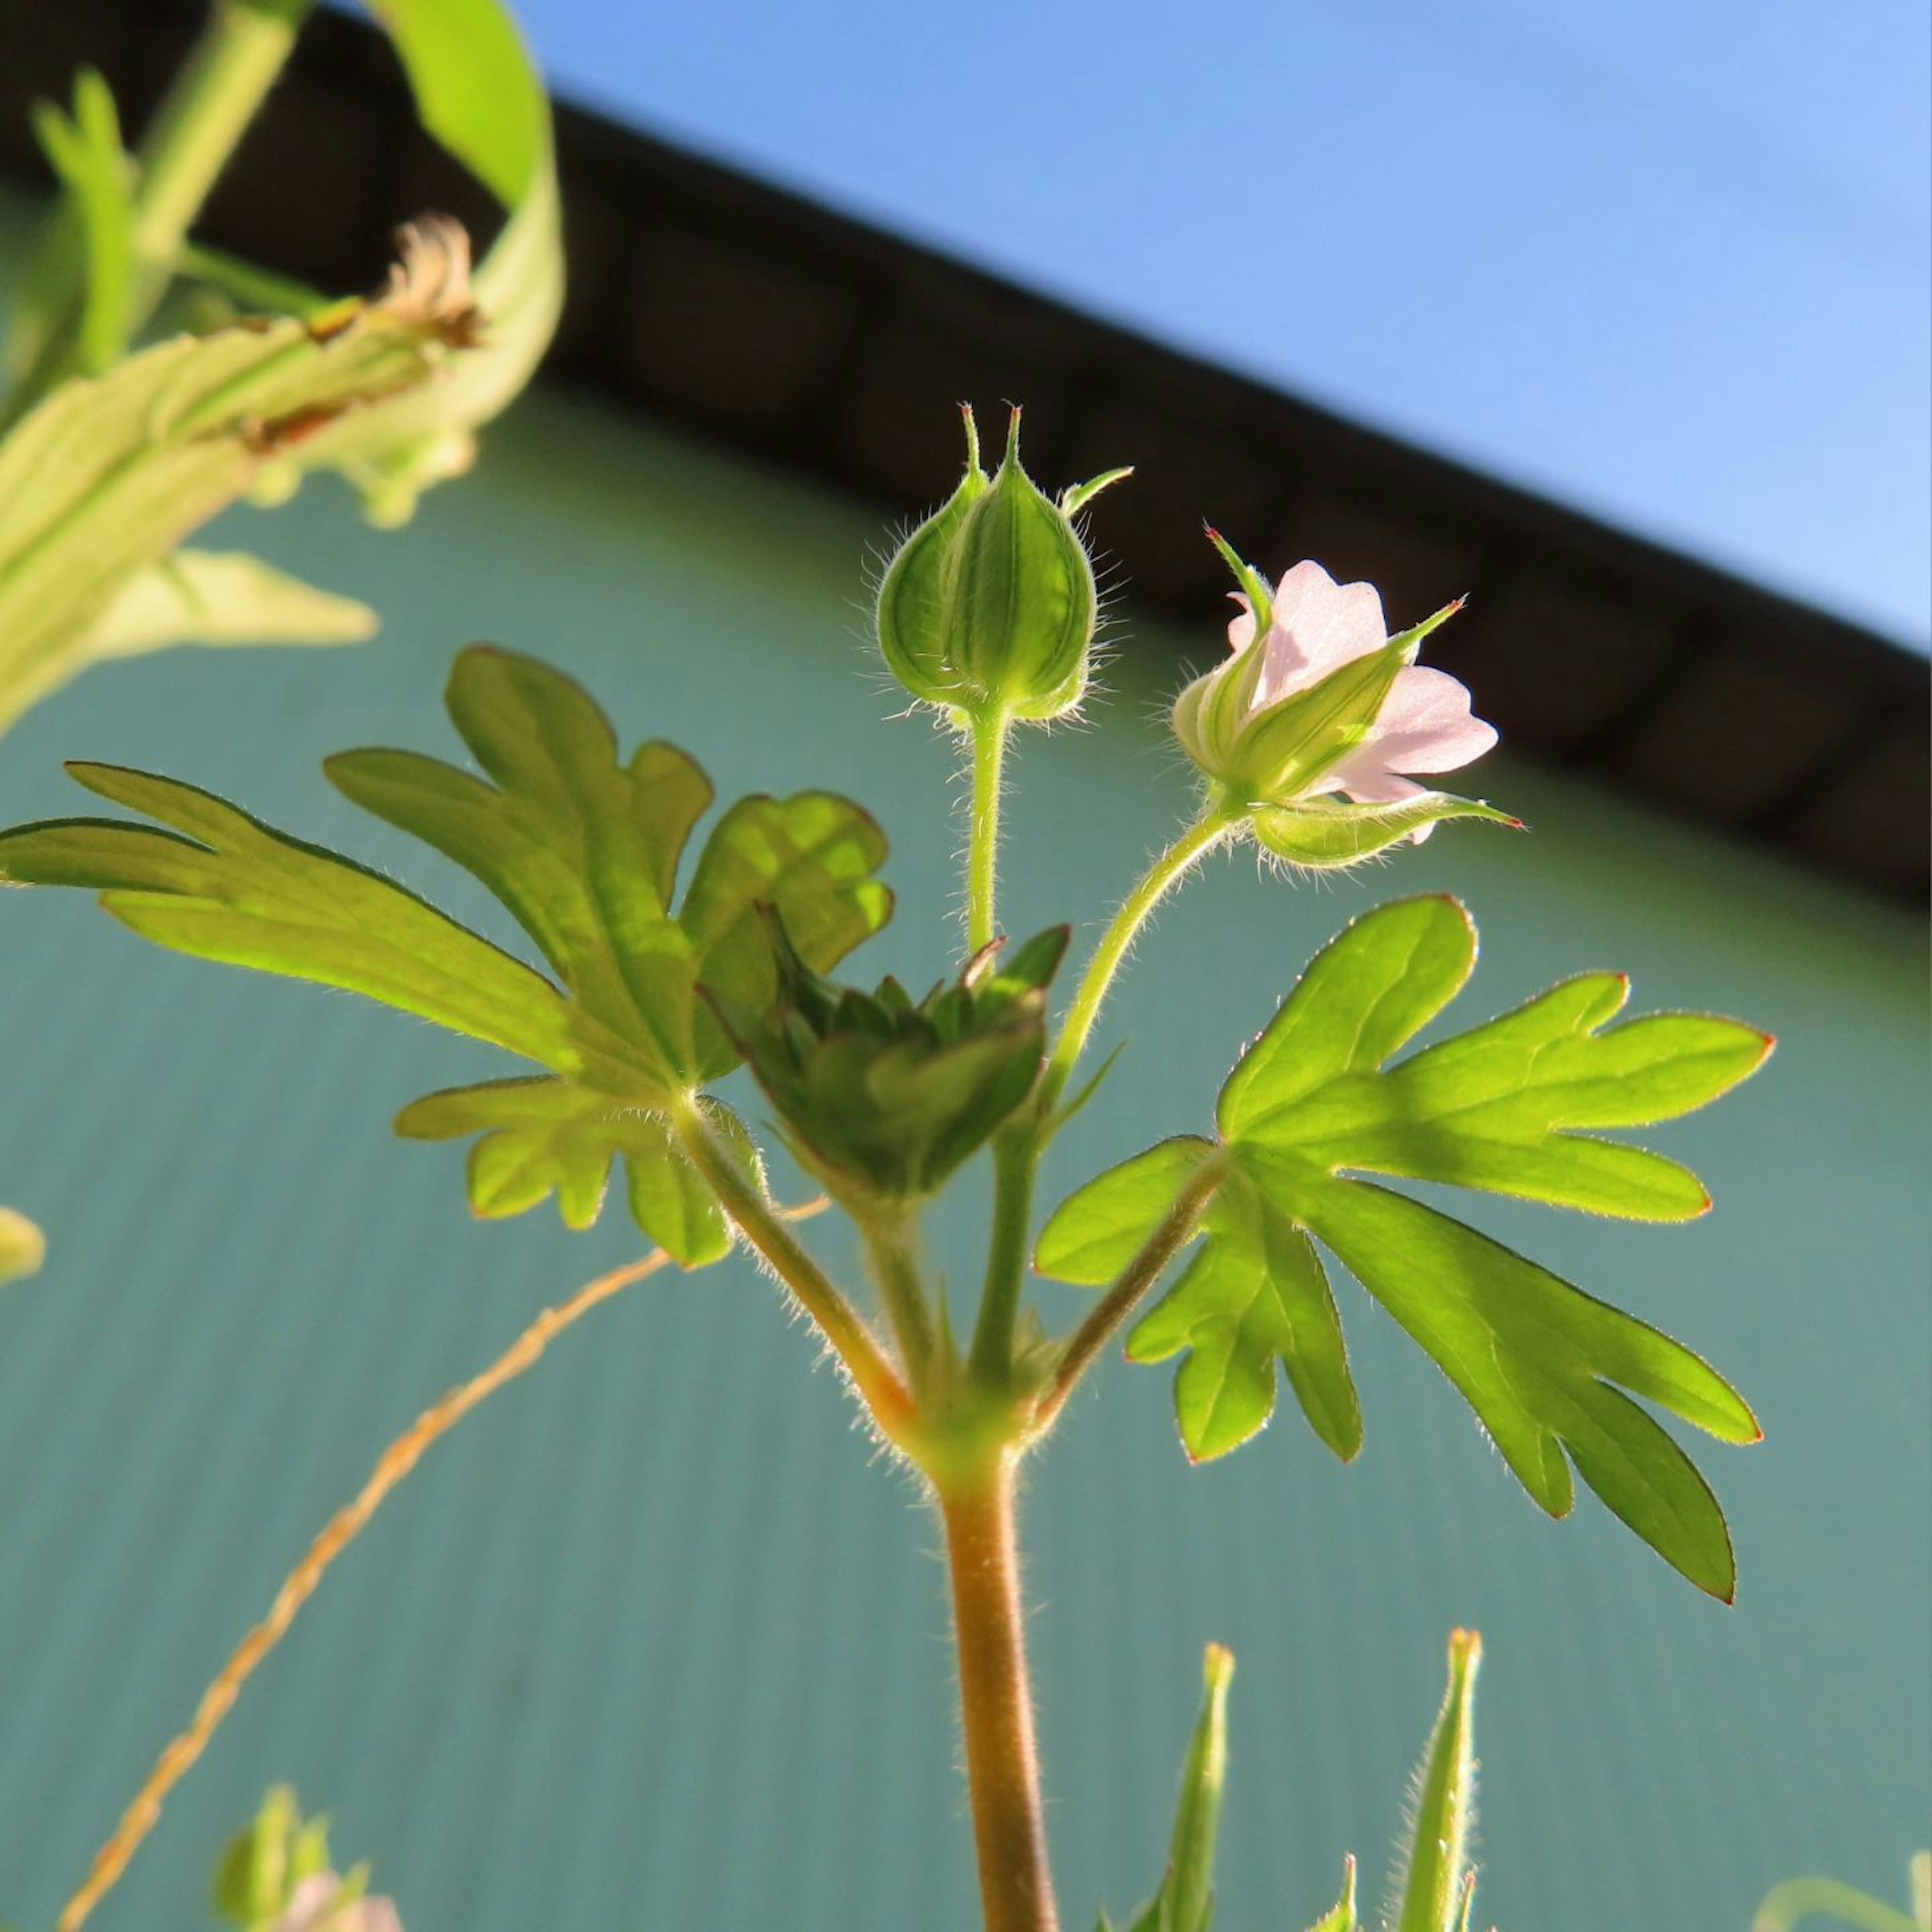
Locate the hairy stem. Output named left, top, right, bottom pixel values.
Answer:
left=55, top=1231, right=734, bottom=1932
left=1034, top=1150, right=1228, bottom=1431
left=968, top=1126, right=1038, bottom=1387
left=939, top=1457, right=1059, bottom=1932
left=671, top=1100, right=916, bottom=1441
left=1039, top=808, right=1241, bottom=1123
left=862, top=1210, right=938, bottom=1392
left=966, top=706, right=1012, bottom=957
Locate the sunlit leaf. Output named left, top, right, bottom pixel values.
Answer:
left=0, top=649, right=890, bottom=1251
left=303, top=0, right=564, bottom=525
left=1039, top=895, right=1768, bottom=1596
left=0, top=224, right=478, bottom=731
left=397, top=1078, right=758, bottom=1265
left=85, top=550, right=377, bottom=659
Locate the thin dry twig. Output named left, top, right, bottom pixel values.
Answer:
left=59, top=1202, right=825, bottom=1932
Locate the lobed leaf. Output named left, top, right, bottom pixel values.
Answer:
left=396, top=1079, right=756, bottom=1265
left=1044, top=894, right=1769, bottom=1595
left=0, top=762, right=570, bottom=1066
left=1128, top=1166, right=1361, bottom=1465
left=0, top=648, right=890, bottom=1251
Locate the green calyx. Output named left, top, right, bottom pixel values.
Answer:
left=874, top=405, right=1126, bottom=723
left=709, top=912, right=1070, bottom=1206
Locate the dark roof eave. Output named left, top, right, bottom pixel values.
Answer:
left=1, top=0, right=1923, bottom=900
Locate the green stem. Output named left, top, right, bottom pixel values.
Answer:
left=1032, top=1150, right=1227, bottom=1432
left=2, top=0, right=312, bottom=426
left=937, top=1456, right=1059, bottom=1932
left=128, top=0, right=313, bottom=314
left=966, top=706, right=1012, bottom=957
left=861, top=1211, right=938, bottom=1394
left=1038, top=808, right=1242, bottom=1122
left=968, top=1129, right=1038, bottom=1387
left=670, top=1101, right=916, bottom=1443
left=971, top=805, right=1240, bottom=1387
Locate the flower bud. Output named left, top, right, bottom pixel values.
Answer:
left=875, top=406, right=1127, bottom=723
left=704, top=909, right=1069, bottom=1206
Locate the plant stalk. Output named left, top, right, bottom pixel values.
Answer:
left=938, top=1455, right=1059, bottom=1932
left=966, top=706, right=1012, bottom=957
left=1039, top=808, right=1241, bottom=1122
left=671, top=1101, right=916, bottom=1443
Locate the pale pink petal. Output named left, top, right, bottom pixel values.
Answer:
left=1254, top=620, right=1310, bottom=707
left=280, top=1877, right=342, bottom=1932
left=1225, top=592, right=1257, bottom=655
left=1325, top=756, right=1429, bottom=808
left=1370, top=666, right=1498, bottom=774
left=1270, top=560, right=1387, bottom=674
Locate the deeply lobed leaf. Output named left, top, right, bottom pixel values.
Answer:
left=1039, top=894, right=1769, bottom=1596
left=0, top=649, right=892, bottom=1255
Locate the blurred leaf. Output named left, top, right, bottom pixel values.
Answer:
left=1391, top=1631, right=1482, bottom=1932
left=26, top=68, right=135, bottom=377
left=305, top=0, right=564, bottom=524
left=0, top=649, right=890, bottom=1250
left=1040, top=895, right=1768, bottom=1597
left=0, top=224, right=477, bottom=732
left=85, top=549, right=377, bottom=659
left=0, top=1209, right=46, bottom=1285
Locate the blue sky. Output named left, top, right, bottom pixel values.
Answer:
left=512, top=0, right=1930, bottom=646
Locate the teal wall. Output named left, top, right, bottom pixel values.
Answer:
left=0, top=371, right=1925, bottom=1931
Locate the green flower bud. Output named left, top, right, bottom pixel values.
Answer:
left=875, top=406, right=1128, bottom=723
left=704, top=909, right=1069, bottom=1206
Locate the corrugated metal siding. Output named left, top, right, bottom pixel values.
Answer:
left=0, top=391, right=1925, bottom=1932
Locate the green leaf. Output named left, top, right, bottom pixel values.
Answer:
left=1392, top=1631, right=1483, bottom=1932
left=327, top=648, right=892, bottom=1096
left=304, top=0, right=563, bottom=525
left=0, top=226, right=478, bottom=732
left=1058, top=894, right=1768, bottom=1596
left=1035, top=1137, right=1217, bottom=1284
left=1127, top=1166, right=1361, bottom=1464
left=396, top=1079, right=754, bottom=1265
left=0, top=1209, right=46, bottom=1285
left=0, top=649, right=889, bottom=1243
left=1304, top=1859, right=1359, bottom=1932
left=84, top=550, right=377, bottom=660
left=1102, top=1645, right=1235, bottom=1932
left=0, top=761, right=571, bottom=1063
left=1224, top=897, right=1772, bottom=1220
left=1252, top=793, right=1518, bottom=869
left=366, top=0, right=548, bottom=207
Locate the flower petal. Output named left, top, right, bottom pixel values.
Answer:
left=1373, top=666, right=1498, bottom=773
left=1326, top=758, right=1430, bottom=807
left=1271, top=560, right=1387, bottom=675
left=1225, top=592, right=1257, bottom=655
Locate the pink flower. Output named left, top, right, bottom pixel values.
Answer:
left=1218, top=560, right=1495, bottom=809
left=1171, top=553, right=1505, bottom=859
left=274, top=1874, right=404, bottom=1932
